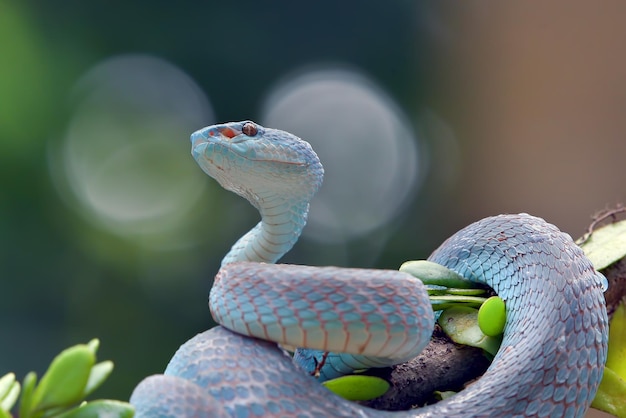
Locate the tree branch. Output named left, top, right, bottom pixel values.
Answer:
left=360, top=326, right=490, bottom=410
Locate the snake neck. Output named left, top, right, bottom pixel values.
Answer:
left=220, top=194, right=310, bottom=267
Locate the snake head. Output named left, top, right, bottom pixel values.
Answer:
left=190, top=121, right=324, bottom=207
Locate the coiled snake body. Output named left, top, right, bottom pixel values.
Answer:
left=130, top=121, right=608, bottom=417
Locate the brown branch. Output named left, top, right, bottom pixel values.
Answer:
left=578, top=204, right=626, bottom=245
left=359, top=326, right=490, bottom=411
left=602, top=256, right=626, bottom=319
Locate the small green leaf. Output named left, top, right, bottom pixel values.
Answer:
left=32, top=344, right=95, bottom=411
left=0, top=373, right=19, bottom=409
left=591, top=367, right=626, bottom=417
left=0, top=373, right=16, bottom=400
left=83, top=361, right=114, bottom=398
left=86, top=339, right=100, bottom=356
left=439, top=306, right=502, bottom=356
left=477, top=296, right=506, bottom=337
left=429, top=295, right=487, bottom=311
left=55, top=400, right=135, bottom=418
left=19, top=372, right=37, bottom=418
left=400, top=260, right=473, bottom=288
left=0, top=376, right=20, bottom=412
left=427, top=287, right=486, bottom=296
left=322, top=375, right=389, bottom=401
left=434, top=390, right=456, bottom=401
left=446, top=288, right=487, bottom=296
left=606, top=302, right=626, bottom=380
left=579, top=219, right=626, bottom=271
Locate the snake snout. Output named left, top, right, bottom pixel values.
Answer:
left=190, top=131, right=207, bottom=150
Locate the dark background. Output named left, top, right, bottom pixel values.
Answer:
left=2, top=0, right=625, bottom=403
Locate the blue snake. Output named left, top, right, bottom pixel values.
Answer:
left=130, top=120, right=609, bottom=417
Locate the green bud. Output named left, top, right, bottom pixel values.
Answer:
left=477, top=296, right=506, bottom=337
left=322, top=375, right=389, bottom=401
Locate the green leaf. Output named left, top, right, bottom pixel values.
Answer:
left=445, top=288, right=486, bottom=296
left=477, top=296, right=506, bottom=337
left=591, top=367, right=626, bottom=417
left=434, top=390, right=456, bottom=401
left=86, top=339, right=100, bottom=355
left=593, top=301, right=626, bottom=417
left=429, top=295, right=487, bottom=311
left=0, top=374, right=16, bottom=401
left=31, top=344, right=95, bottom=411
left=606, top=302, right=626, bottom=380
left=19, top=372, right=37, bottom=418
left=55, top=400, right=135, bottom=418
left=322, top=375, right=389, bottom=401
left=0, top=378, right=19, bottom=413
left=438, top=306, right=502, bottom=356
left=83, top=361, right=113, bottom=398
left=579, top=219, right=626, bottom=271
left=0, top=373, right=19, bottom=411
left=400, top=260, right=473, bottom=288
left=0, top=408, right=12, bottom=418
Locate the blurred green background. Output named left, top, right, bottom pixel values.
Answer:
left=2, top=0, right=626, bottom=402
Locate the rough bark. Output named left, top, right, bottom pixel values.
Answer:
left=360, top=326, right=490, bottom=410
left=604, top=256, right=626, bottom=319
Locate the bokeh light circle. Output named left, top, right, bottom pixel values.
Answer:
left=261, top=67, right=425, bottom=243
left=50, top=54, right=214, bottom=242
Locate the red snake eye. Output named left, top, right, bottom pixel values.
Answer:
left=242, top=122, right=258, bottom=137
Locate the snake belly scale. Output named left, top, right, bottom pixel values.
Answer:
left=130, top=120, right=608, bottom=417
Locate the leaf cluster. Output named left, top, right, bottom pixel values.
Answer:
left=0, top=339, right=133, bottom=418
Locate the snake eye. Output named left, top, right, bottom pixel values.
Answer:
left=242, top=122, right=258, bottom=137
